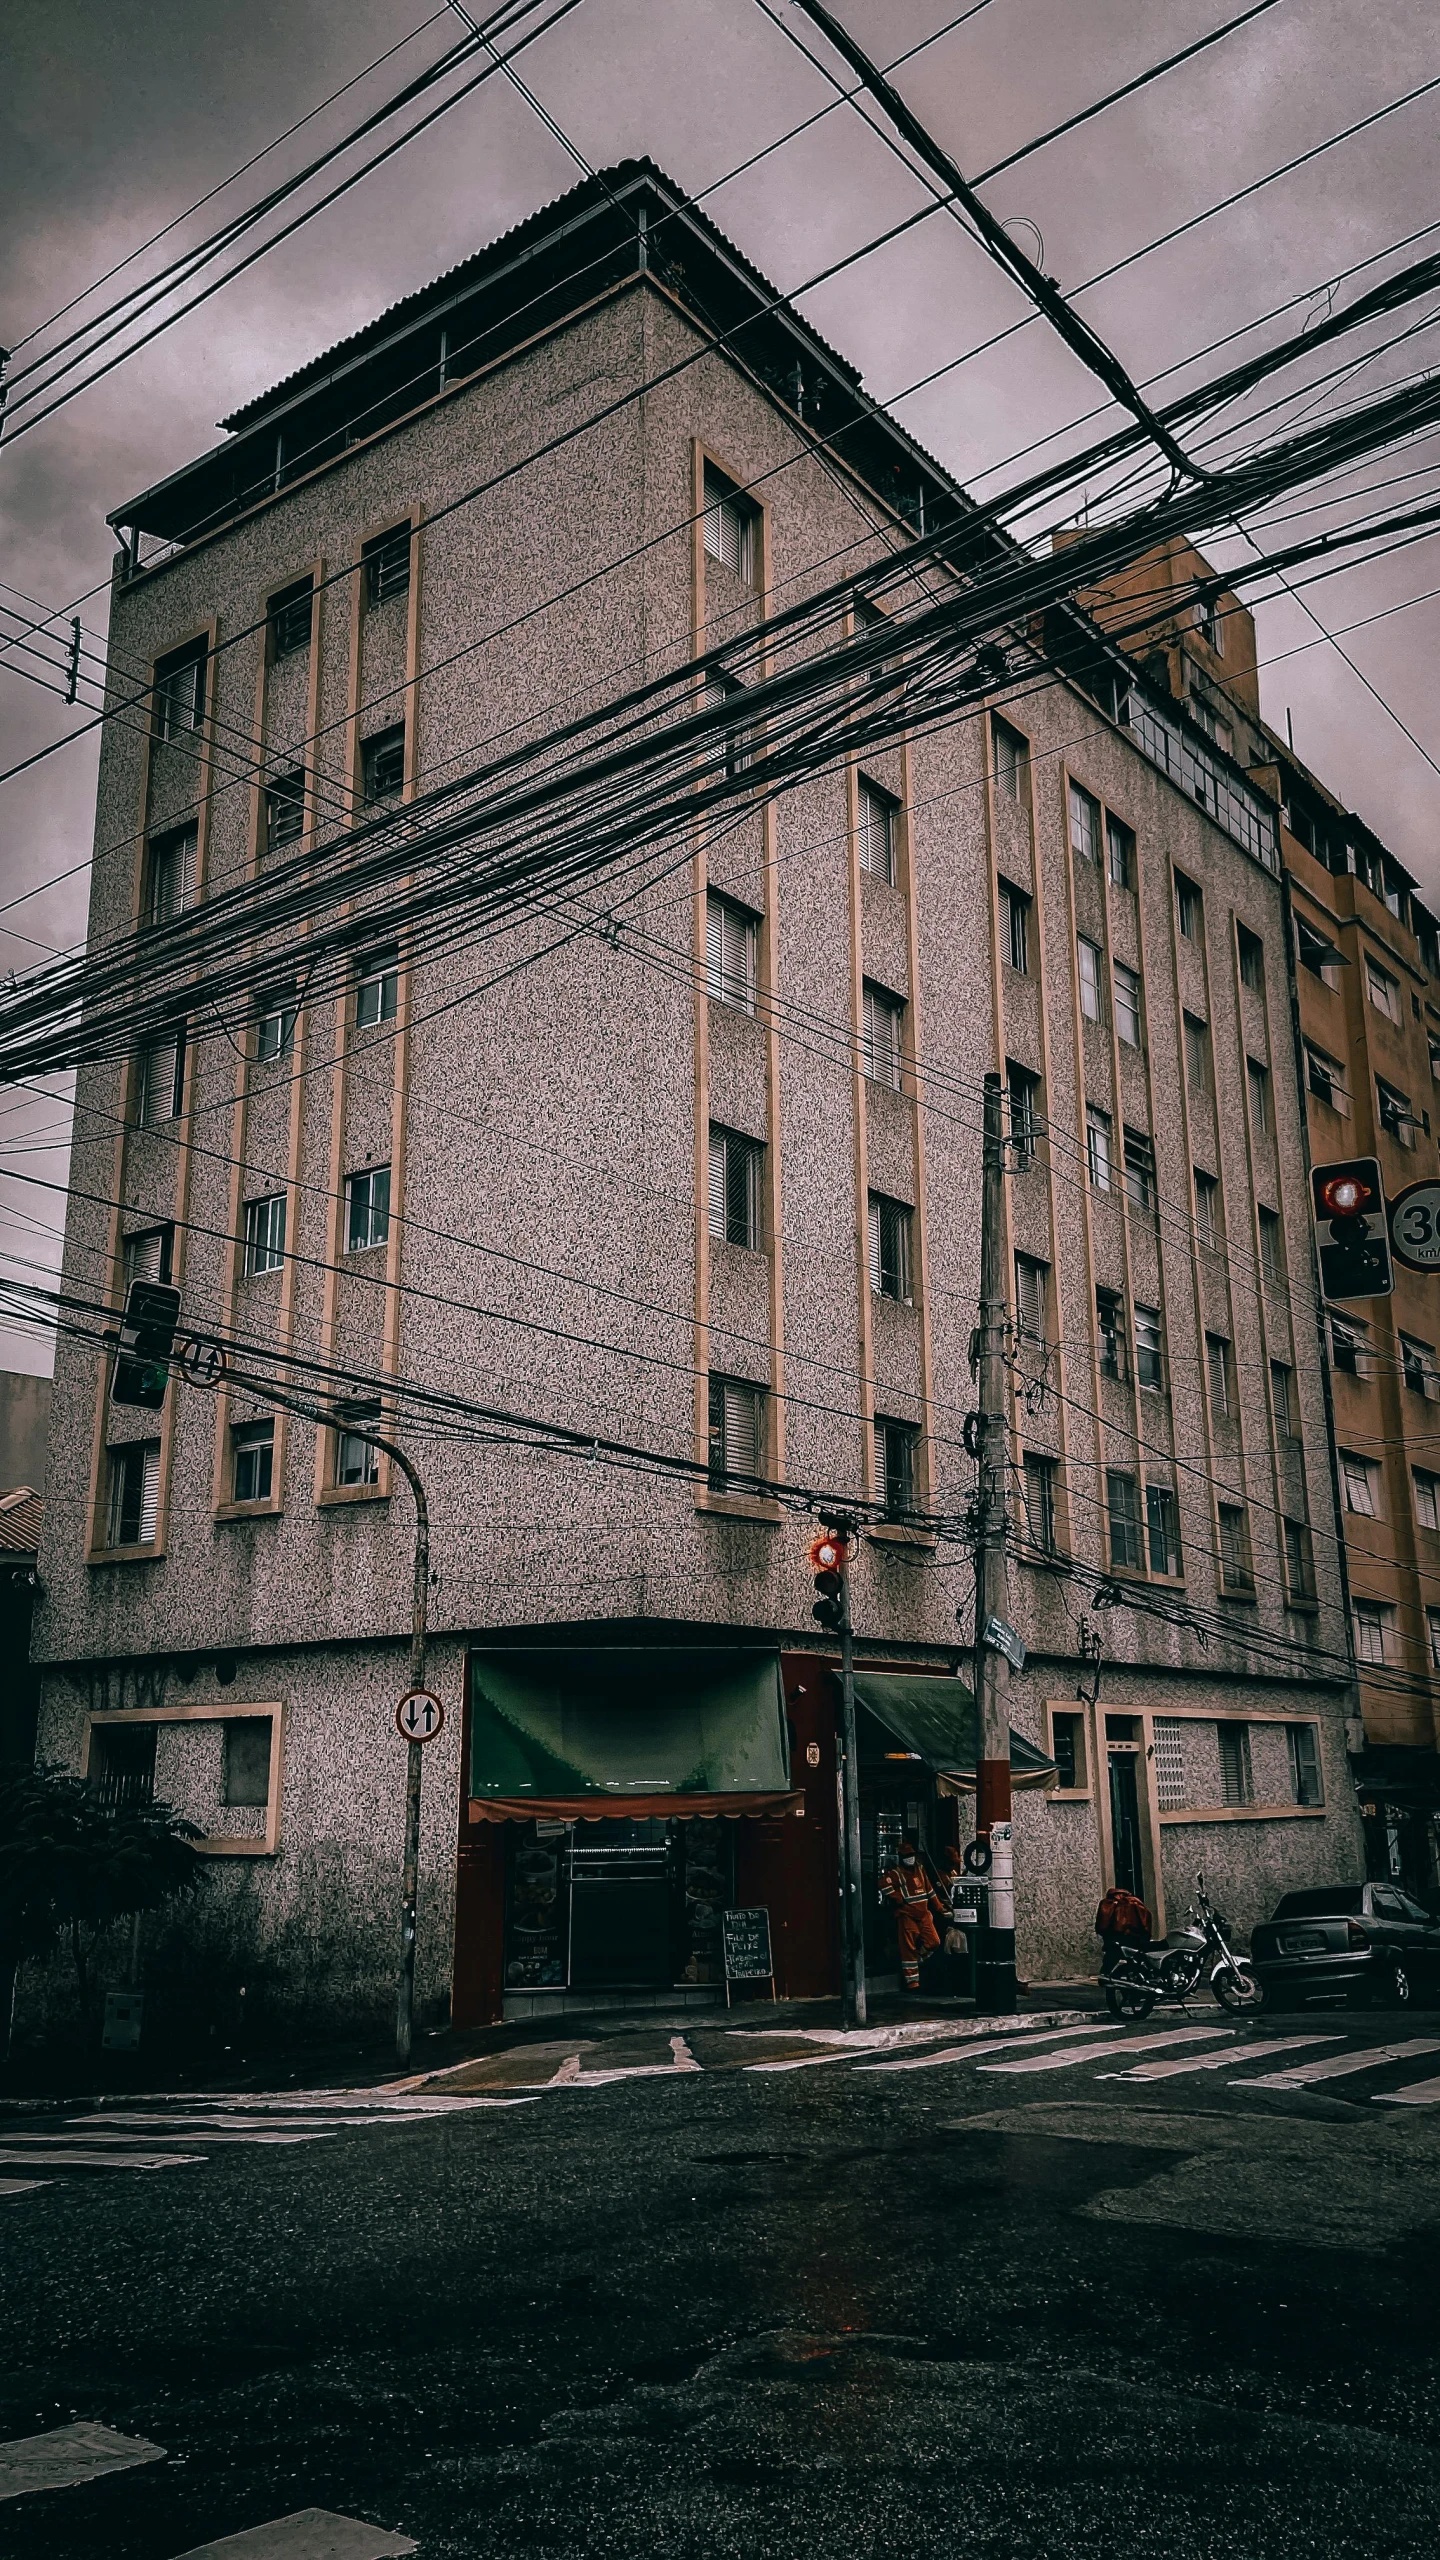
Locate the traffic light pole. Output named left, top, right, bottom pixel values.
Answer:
left=837, top=1567, right=868, bottom=2030
left=974, top=1072, right=1017, bottom=2012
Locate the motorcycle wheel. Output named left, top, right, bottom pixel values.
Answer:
left=1104, top=1974, right=1156, bottom=2021
left=1213, top=1962, right=1264, bottom=2013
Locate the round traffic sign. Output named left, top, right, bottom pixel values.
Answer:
left=180, top=1335, right=227, bottom=1389
left=1388, top=1179, right=1440, bottom=1273
left=395, top=1688, right=445, bottom=1742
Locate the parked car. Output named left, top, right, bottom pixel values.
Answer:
left=1250, top=1883, right=1440, bottom=2010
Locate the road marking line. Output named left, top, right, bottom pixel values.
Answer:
left=0, top=2177, right=48, bottom=2196
left=0, top=2420, right=165, bottom=2501
left=556, top=2034, right=702, bottom=2089
left=30, top=2129, right=338, bottom=2148
left=979, top=2027, right=1234, bottom=2075
left=1373, top=2072, right=1440, bottom=2105
left=171, top=2507, right=416, bottom=2557
left=1095, top=2034, right=1345, bottom=2082
left=0, top=2148, right=204, bottom=2171
left=859, top=2024, right=1132, bottom=2073
left=1232, top=2037, right=1440, bottom=2089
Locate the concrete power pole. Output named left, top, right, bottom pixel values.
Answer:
left=973, top=1072, right=1017, bottom=2012
left=338, top=1420, right=431, bottom=2065
left=812, top=1521, right=866, bottom=2028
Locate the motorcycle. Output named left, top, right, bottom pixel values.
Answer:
left=1103, top=1871, right=1263, bottom=2020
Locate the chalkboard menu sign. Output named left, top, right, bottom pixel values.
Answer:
left=722, top=1905, right=774, bottom=1998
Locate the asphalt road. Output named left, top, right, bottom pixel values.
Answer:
left=5, top=2005, right=1440, bottom=2558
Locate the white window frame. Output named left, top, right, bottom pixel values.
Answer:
left=1077, top=935, right=1104, bottom=1023
left=1086, top=1106, right=1112, bottom=1192
left=230, top=1420, right=276, bottom=1507
left=105, top=1440, right=161, bottom=1549
left=355, top=948, right=400, bottom=1029
left=345, top=1165, right=392, bottom=1254
left=1112, top=959, right=1142, bottom=1047
left=243, top=1193, right=286, bottom=1277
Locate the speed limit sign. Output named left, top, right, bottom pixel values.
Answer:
left=1388, top=1179, right=1440, bottom=1274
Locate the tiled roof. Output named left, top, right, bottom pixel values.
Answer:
left=0, top=1486, right=42, bottom=1554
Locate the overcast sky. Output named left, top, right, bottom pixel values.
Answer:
left=3, top=0, right=1439, bottom=1372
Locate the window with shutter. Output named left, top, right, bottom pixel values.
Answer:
left=1287, top=1724, right=1322, bottom=1805
left=1218, top=1504, right=1254, bottom=1593
left=363, top=526, right=412, bottom=605
left=702, top=466, right=756, bottom=581
left=136, top=1030, right=185, bottom=1128
left=708, top=1374, right=766, bottom=1486
left=999, top=881, right=1030, bottom=974
left=146, top=824, right=196, bottom=925
left=1183, top=1012, right=1210, bottom=1095
left=992, top=717, right=1028, bottom=801
left=1283, top=1518, right=1316, bottom=1603
left=153, top=640, right=206, bottom=741
left=1218, top=1722, right=1253, bottom=1803
left=123, top=1227, right=174, bottom=1288
left=1014, top=1254, right=1048, bottom=1345
left=1247, top=1058, right=1271, bottom=1133
left=874, top=1416, right=918, bottom=1517
left=268, top=578, right=313, bottom=660
left=708, top=1126, right=762, bottom=1249
left=706, top=893, right=759, bottom=1011
left=862, top=982, right=904, bottom=1088
left=857, top=780, right=896, bottom=882
left=868, top=1194, right=913, bottom=1300
left=265, top=768, right=306, bottom=849
left=361, top=725, right=406, bottom=803
left=1153, top=1717, right=1186, bottom=1809
left=107, top=1441, right=161, bottom=1547
left=1023, top=1452, right=1058, bottom=1554
left=1007, top=1062, right=1040, bottom=1163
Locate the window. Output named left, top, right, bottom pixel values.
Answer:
left=145, top=823, right=196, bottom=925
left=153, top=638, right=206, bottom=741
left=123, top=1225, right=174, bottom=1288
left=1152, top=1717, right=1186, bottom=1809
left=1428, top=1607, right=1440, bottom=1671
left=1122, top=1128, right=1155, bottom=1215
left=1237, top=925, right=1265, bottom=992
left=1258, top=1207, right=1284, bottom=1283
left=136, top=1030, right=185, bottom=1128
left=224, top=1720, right=273, bottom=1809
left=1218, top=1722, right=1253, bottom=1804
left=703, top=668, right=753, bottom=779
left=1194, top=1170, right=1220, bottom=1248
left=857, top=779, right=897, bottom=883
left=708, top=1374, right=766, bottom=1488
left=1077, top=935, right=1104, bottom=1023
left=355, top=946, right=399, bottom=1028
left=1401, top=1333, right=1439, bottom=1399
left=868, top=1193, right=913, bottom=1302
left=106, top=1441, right=160, bottom=1548
left=1183, top=1012, right=1210, bottom=1096
left=1007, top=1062, right=1041, bottom=1166
left=1377, top=1076, right=1416, bottom=1147
left=1135, top=1304, right=1164, bottom=1391
left=1430, top=1033, right=1440, bottom=1087
left=1175, top=872, right=1203, bottom=941
left=1112, top=960, right=1142, bottom=1048
left=90, top=1722, right=158, bottom=1812
left=268, top=577, right=313, bottom=660
left=874, top=1416, right=919, bottom=1519
left=1049, top=1707, right=1083, bottom=1789
left=1270, top=1362, right=1295, bottom=1438
left=346, top=1165, right=391, bottom=1252
left=1365, top=955, right=1400, bottom=1020
left=1339, top=1449, right=1379, bottom=1517
left=1247, top=1058, right=1271, bottom=1133
left=1190, top=697, right=1233, bottom=758
left=1068, top=780, right=1100, bottom=865
left=243, top=1193, right=286, bottom=1276
left=1206, top=1333, right=1232, bottom=1418
left=709, top=1126, right=764, bottom=1250
left=992, top=716, right=1028, bottom=801
left=1086, top=1105, right=1112, bottom=1191
left=334, top=1400, right=382, bottom=1488
left=1413, top=1468, right=1440, bottom=1533
left=361, top=725, right=405, bottom=804
left=1295, top=918, right=1343, bottom=986
left=861, top=981, right=905, bottom=1090
left=363, top=525, right=412, bottom=606
left=1283, top=1518, right=1316, bottom=1605
left=1014, top=1253, right=1048, bottom=1346
left=1305, top=1042, right=1349, bottom=1114
left=256, top=985, right=298, bottom=1063
left=702, top=464, right=755, bottom=582
left=1096, top=1288, right=1128, bottom=1382
left=706, top=892, right=759, bottom=1014
left=1106, top=1470, right=1142, bottom=1570
left=1218, top=1504, right=1254, bottom=1594
left=999, top=879, right=1030, bottom=974
left=1106, top=814, right=1135, bottom=891
left=1198, top=593, right=1225, bottom=656
left=1330, top=1314, right=1366, bottom=1376
left=265, top=768, right=306, bottom=850
left=1353, top=1597, right=1395, bottom=1665
left=231, top=1420, right=274, bottom=1505
left=1147, top=1484, right=1180, bottom=1576
left=1287, top=1724, right=1322, bottom=1806
left=1023, top=1452, right=1058, bottom=1555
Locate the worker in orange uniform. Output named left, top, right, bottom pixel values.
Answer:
left=880, top=1838, right=948, bottom=1991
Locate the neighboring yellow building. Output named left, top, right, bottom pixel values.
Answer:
left=1079, top=535, right=1440, bottom=1896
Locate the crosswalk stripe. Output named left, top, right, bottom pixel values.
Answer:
left=1231, top=2036, right=1440, bottom=2089
left=0, top=2147, right=203, bottom=2171
left=172, top=2507, right=416, bottom=2557
left=0, top=2177, right=48, bottom=2196
left=0, top=2420, right=165, bottom=2500
left=859, top=2024, right=1130, bottom=2073
left=556, top=2033, right=701, bottom=2088
left=979, top=2026, right=1234, bottom=2076
left=1373, top=2072, right=1440, bottom=2106
left=1095, top=2034, right=1345, bottom=2083
left=25, top=2129, right=338, bottom=2149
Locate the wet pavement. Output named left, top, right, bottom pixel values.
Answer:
left=4, top=2003, right=1440, bottom=2556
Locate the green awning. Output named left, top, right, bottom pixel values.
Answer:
left=469, top=1649, right=794, bottom=1814
left=851, top=1673, right=1056, bottom=1793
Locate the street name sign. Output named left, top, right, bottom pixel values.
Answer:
left=395, top=1690, right=445, bottom=1742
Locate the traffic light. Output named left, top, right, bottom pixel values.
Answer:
left=1311, top=1158, right=1392, bottom=1301
left=110, top=1279, right=182, bottom=1409
left=809, top=1525, right=850, bottom=1633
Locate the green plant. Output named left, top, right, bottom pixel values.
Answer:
left=0, top=1761, right=205, bottom=2054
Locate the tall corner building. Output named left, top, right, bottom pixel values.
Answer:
left=32, top=164, right=1364, bottom=2033
left=1085, top=534, right=1440, bottom=1895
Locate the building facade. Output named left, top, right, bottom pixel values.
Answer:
left=1086, top=534, right=1440, bottom=1894
left=31, top=165, right=1362, bottom=2037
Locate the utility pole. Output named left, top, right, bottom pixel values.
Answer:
left=973, top=1071, right=1017, bottom=2011
left=811, top=1522, right=866, bottom=2027
left=338, top=1419, right=431, bottom=2064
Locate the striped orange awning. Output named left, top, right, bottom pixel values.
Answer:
left=468, top=1790, right=806, bottom=1825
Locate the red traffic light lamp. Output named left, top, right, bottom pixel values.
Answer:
left=1310, top=1157, right=1392, bottom=1301
left=809, top=1525, right=851, bottom=1632
left=1317, top=1170, right=1374, bottom=1218
left=808, top=1529, right=849, bottom=1574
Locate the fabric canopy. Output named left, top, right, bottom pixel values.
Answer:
left=468, top=1649, right=799, bottom=1822
left=851, top=1672, right=1056, bottom=1794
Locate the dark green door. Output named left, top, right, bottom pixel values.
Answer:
left=1108, top=1752, right=1145, bottom=1899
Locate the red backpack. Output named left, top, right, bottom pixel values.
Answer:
left=1095, top=1887, right=1152, bottom=1942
